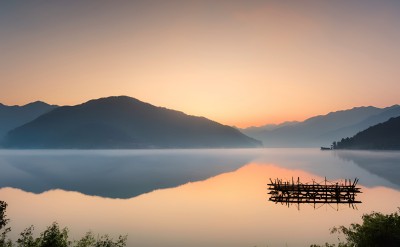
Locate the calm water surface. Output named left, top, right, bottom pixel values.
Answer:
left=0, top=148, right=399, bottom=247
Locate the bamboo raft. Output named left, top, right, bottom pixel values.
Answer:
left=268, top=177, right=362, bottom=209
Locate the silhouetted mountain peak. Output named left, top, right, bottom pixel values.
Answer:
left=0, top=101, right=58, bottom=141
left=83, top=95, right=146, bottom=106
left=387, top=104, right=399, bottom=107
left=305, top=106, right=380, bottom=124
left=23, top=101, right=57, bottom=110
left=74, top=96, right=178, bottom=115
left=0, top=101, right=57, bottom=109
left=24, top=101, right=50, bottom=106
left=334, top=116, right=400, bottom=150
left=242, top=104, right=400, bottom=147
left=3, top=96, right=261, bottom=149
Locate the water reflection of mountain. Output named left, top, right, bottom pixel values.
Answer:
left=1, top=149, right=398, bottom=199
left=335, top=150, right=400, bottom=188
left=0, top=150, right=255, bottom=199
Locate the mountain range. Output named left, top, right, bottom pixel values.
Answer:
left=1, top=96, right=399, bottom=149
left=241, top=105, right=400, bottom=147
left=2, top=96, right=261, bottom=149
left=334, top=116, right=400, bottom=150
left=0, top=101, right=58, bottom=141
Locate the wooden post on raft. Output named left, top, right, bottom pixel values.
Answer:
left=267, top=177, right=362, bottom=209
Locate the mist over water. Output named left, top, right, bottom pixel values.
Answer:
left=0, top=148, right=399, bottom=247
left=0, top=149, right=257, bottom=198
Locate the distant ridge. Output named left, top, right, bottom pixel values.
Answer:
left=3, top=96, right=262, bottom=149
left=334, top=116, right=400, bottom=150
left=0, top=101, right=58, bottom=141
left=241, top=105, right=400, bottom=147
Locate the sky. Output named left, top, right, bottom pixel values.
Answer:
left=1, top=0, right=400, bottom=128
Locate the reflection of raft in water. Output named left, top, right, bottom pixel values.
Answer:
left=268, top=177, right=362, bottom=209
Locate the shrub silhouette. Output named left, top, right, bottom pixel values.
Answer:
left=0, top=201, right=127, bottom=247
left=311, top=208, right=400, bottom=247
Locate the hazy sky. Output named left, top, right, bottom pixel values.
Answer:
left=1, top=0, right=400, bottom=127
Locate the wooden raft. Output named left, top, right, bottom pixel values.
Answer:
left=268, top=177, right=362, bottom=209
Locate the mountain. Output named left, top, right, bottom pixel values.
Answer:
left=334, top=116, right=400, bottom=150
left=242, top=121, right=299, bottom=135
left=2, top=96, right=262, bottom=149
left=319, top=105, right=400, bottom=142
left=241, top=105, right=400, bottom=147
left=0, top=101, right=58, bottom=141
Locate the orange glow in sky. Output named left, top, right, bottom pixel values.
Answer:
left=1, top=1, right=400, bottom=127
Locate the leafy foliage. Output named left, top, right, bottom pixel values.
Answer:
left=0, top=201, right=8, bottom=231
left=39, top=223, right=70, bottom=247
left=0, top=201, right=127, bottom=247
left=311, top=209, right=400, bottom=247
left=0, top=202, right=12, bottom=247
left=16, top=226, right=38, bottom=247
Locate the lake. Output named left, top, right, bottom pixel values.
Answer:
left=0, top=148, right=399, bottom=247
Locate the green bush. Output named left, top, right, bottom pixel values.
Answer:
left=312, top=208, right=400, bottom=247
left=0, top=201, right=12, bottom=247
left=0, top=201, right=127, bottom=247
